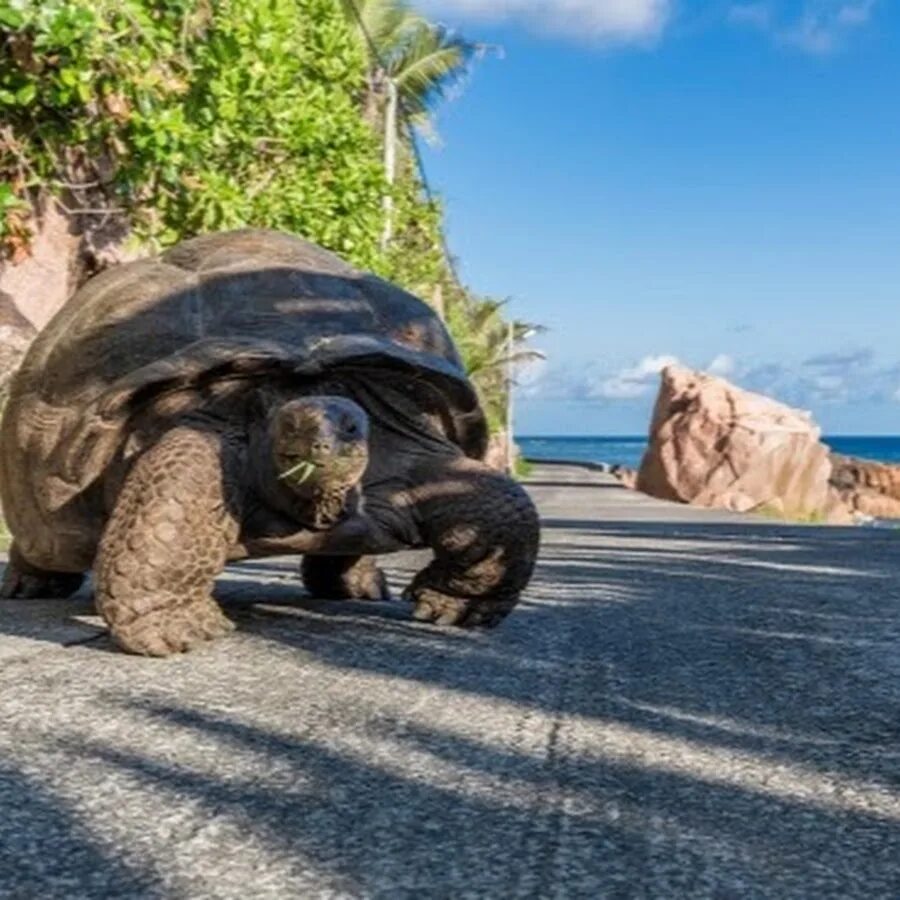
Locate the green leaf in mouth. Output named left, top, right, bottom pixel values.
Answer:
left=279, top=459, right=317, bottom=485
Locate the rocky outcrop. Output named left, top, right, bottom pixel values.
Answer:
left=0, top=197, right=135, bottom=331
left=829, top=454, right=900, bottom=520
left=0, top=200, right=82, bottom=331
left=0, top=196, right=136, bottom=390
left=0, top=290, right=36, bottom=399
left=637, top=366, right=833, bottom=518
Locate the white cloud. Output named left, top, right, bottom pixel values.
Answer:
left=518, top=353, right=680, bottom=402
left=803, top=348, right=874, bottom=370
left=417, top=0, right=879, bottom=50
left=415, top=0, right=672, bottom=43
left=517, top=359, right=587, bottom=400
left=591, top=354, right=681, bottom=399
left=729, top=0, right=879, bottom=53
left=737, top=348, right=900, bottom=408
left=521, top=346, right=900, bottom=413
left=708, top=353, right=736, bottom=377
left=516, top=356, right=549, bottom=396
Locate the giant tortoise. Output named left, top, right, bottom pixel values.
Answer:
left=0, top=229, right=539, bottom=655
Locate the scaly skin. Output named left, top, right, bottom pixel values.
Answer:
left=0, top=543, right=85, bottom=600
left=94, top=427, right=242, bottom=656
left=91, top=393, right=372, bottom=656
left=397, top=455, right=540, bottom=627
left=300, top=555, right=391, bottom=601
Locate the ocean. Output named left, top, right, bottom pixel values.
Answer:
left=519, top=435, right=900, bottom=471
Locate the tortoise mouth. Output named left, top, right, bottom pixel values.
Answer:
left=278, top=444, right=367, bottom=466
left=278, top=459, right=319, bottom=486
left=276, top=444, right=368, bottom=487
left=281, top=455, right=325, bottom=467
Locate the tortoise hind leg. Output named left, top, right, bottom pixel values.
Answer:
left=301, top=554, right=391, bottom=601
left=0, top=543, right=85, bottom=600
left=94, top=426, right=242, bottom=657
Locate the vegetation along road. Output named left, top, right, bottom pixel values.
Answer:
left=1, top=462, right=899, bottom=897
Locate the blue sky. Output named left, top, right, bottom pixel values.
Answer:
left=414, top=1, right=900, bottom=435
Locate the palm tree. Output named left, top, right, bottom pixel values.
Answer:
left=341, top=2, right=540, bottom=458
left=340, top=0, right=481, bottom=249
left=445, top=291, right=544, bottom=429
left=339, top=0, right=479, bottom=130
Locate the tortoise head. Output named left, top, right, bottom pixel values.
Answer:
left=270, top=396, right=369, bottom=495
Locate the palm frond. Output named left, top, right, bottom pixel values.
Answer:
left=469, top=349, right=546, bottom=376
left=340, top=0, right=418, bottom=60
left=340, top=0, right=479, bottom=122
left=389, top=24, right=479, bottom=117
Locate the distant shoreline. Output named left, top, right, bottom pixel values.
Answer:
left=519, top=435, right=900, bottom=471
left=519, top=434, right=900, bottom=439
left=522, top=457, right=616, bottom=472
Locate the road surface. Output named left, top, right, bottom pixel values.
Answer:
left=1, top=463, right=899, bottom=898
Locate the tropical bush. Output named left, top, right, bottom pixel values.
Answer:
left=0, top=0, right=534, bottom=432
left=1, top=0, right=400, bottom=265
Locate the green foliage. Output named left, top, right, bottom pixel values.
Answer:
left=444, top=283, right=542, bottom=430
left=379, top=163, right=446, bottom=293
left=0, top=0, right=434, bottom=278
left=753, top=502, right=826, bottom=525
left=0, top=0, right=534, bottom=435
left=514, top=456, right=534, bottom=479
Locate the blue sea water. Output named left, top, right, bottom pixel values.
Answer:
left=519, top=435, right=900, bottom=470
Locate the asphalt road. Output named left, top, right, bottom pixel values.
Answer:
left=1, top=463, right=899, bottom=899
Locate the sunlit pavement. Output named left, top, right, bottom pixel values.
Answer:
left=1, top=463, right=899, bottom=898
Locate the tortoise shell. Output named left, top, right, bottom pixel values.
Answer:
left=0, top=229, right=487, bottom=562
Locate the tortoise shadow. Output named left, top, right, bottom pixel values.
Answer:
left=44, top=684, right=900, bottom=897
left=243, top=516, right=900, bottom=786
left=2, top=508, right=900, bottom=894
left=0, top=760, right=167, bottom=898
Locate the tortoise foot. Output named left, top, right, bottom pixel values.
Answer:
left=404, top=585, right=515, bottom=629
left=0, top=553, right=85, bottom=601
left=110, top=598, right=235, bottom=657
left=301, top=555, right=391, bottom=602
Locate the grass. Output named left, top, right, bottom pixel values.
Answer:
left=514, top=457, right=534, bottom=479
left=754, top=503, right=826, bottom=525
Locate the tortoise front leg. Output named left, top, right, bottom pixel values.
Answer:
left=401, top=456, right=540, bottom=627
left=95, top=427, right=242, bottom=656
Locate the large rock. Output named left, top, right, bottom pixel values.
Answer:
left=0, top=200, right=81, bottom=331
left=0, top=196, right=136, bottom=393
left=0, top=195, right=135, bottom=330
left=0, top=290, right=37, bottom=400
left=637, top=366, right=832, bottom=518
left=829, top=454, right=900, bottom=519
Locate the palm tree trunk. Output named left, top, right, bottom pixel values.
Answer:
left=363, top=67, right=386, bottom=126
left=380, top=78, right=399, bottom=251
